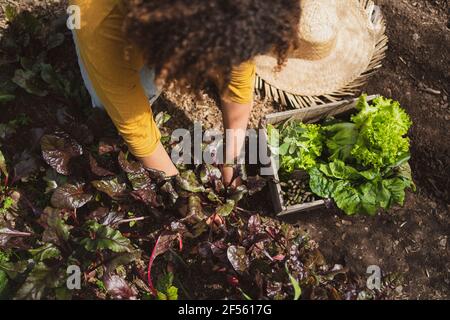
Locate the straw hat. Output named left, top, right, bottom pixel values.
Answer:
left=255, top=0, right=388, bottom=108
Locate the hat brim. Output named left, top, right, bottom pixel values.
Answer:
left=255, top=0, right=388, bottom=108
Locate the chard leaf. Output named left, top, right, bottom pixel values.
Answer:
left=41, top=133, right=83, bottom=175
left=131, top=186, right=160, bottom=207
left=216, top=199, right=235, bottom=217
left=156, top=273, right=178, bottom=300
left=29, top=243, right=61, bottom=262
left=51, top=183, right=93, bottom=209
left=332, top=186, right=362, bottom=216
left=103, top=274, right=136, bottom=300
left=176, top=170, right=205, bottom=193
left=81, top=221, right=131, bottom=253
left=227, top=245, right=249, bottom=273
left=12, top=69, right=48, bottom=97
left=147, top=232, right=179, bottom=295
left=92, top=178, right=127, bottom=200
left=40, top=208, right=71, bottom=247
left=199, top=164, right=222, bottom=185
left=15, top=263, right=65, bottom=300
left=0, top=259, right=28, bottom=279
left=89, top=154, right=115, bottom=177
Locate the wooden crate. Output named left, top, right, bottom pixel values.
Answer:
left=260, top=95, right=378, bottom=217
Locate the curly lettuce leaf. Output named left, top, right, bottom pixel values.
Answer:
left=351, top=95, right=412, bottom=168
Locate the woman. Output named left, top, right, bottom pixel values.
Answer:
left=70, top=0, right=301, bottom=185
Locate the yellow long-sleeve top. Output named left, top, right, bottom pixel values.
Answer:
left=71, top=0, right=256, bottom=158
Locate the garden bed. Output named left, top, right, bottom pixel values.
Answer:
left=0, top=0, right=449, bottom=300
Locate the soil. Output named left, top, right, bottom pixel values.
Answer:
left=1, top=0, right=449, bottom=299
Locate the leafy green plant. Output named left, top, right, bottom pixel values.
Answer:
left=309, top=159, right=414, bottom=215
left=268, top=122, right=323, bottom=174
left=272, top=95, right=414, bottom=215
left=0, top=196, right=14, bottom=215
left=156, top=272, right=179, bottom=300
left=350, top=96, right=412, bottom=168
left=81, top=221, right=131, bottom=253
left=285, top=262, right=302, bottom=300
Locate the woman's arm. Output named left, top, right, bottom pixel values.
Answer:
left=73, top=2, right=178, bottom=177
left=220, top=61, right=256, bottom=186
left=221, top=99, right=253, bottom=186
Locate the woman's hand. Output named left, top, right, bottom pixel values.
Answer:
left=138, top=141, right=179, bottom=177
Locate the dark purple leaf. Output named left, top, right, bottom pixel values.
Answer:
left=51, top=183, right=93, bottom=209
left=101, top=211, right=125, bottom=226
left=147, top=231, right=178, bottom=295
left=41, top=133, right=83, bottom=175
left=13, top=150, right=39, bottom=182
left=98, top=138, right=121, bottom=155
left=0, top=227, right=32, bottom=248
left=210, top=241, right=228, bottom=262
left=92, top=178, right=127, bottom=200
left=248, top=215, right=262, bottom=234
left=118, top=151, right=153, bottom=190
left=131, top=186, right=161, bottom=207
left=160, top=181, right=179, bottom=206
left=103, top=274, right=137, bottom=300
left=89, top=154, right=114, bottom=177
left=198, top=242, right=213, bottom=258
left=88, top=207, right=109, bottom=220
left=145, top=168, right=167, bottom=184
left=127, top=171, right=152, bottom=191
left=69, top=124, right=93, bottom=145
left=118, top=151, right=143, bottom=174
left=39, top=207, right=72, bottom=247
left=229, top=185, right=248, bottom=202
left=227, top=245, right=250, bottom=273
left=15, top=263, right=65, bottom=300
left=199, top=164, right=222, bottom=185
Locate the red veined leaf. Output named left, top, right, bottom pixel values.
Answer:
left=147, top=231, right=178, bottom=296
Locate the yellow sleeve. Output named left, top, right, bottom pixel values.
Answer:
left=72, top=0, right=161, bottom=158
left=221, top=61, right=256, bottom=105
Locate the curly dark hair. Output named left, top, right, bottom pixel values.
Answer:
left=124, top=0, right=301, bottom=94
